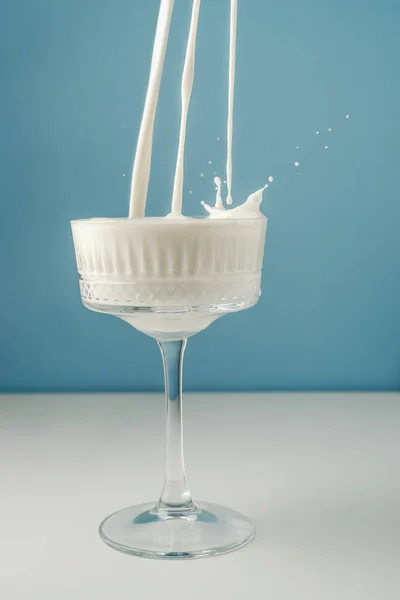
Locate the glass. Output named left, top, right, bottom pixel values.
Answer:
left=71, top=216, right=267, bottom=559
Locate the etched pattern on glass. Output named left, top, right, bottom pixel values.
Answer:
left=79, top=276, right=261, bottom=307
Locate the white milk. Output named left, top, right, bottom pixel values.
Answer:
left=226, top=0, right=237, bottom=206
left=72, top=1, right=268, bottom=318
left=129, top=0, right=175, bottom=218
left=170, top=0, right=201, bottom=216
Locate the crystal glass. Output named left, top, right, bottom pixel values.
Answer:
left=71, top=215, right=267, bottom=559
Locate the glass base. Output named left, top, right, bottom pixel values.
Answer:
left=99, top=501, right=255, bottom=560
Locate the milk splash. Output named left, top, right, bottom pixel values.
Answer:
left=202, top=185, right=268, bottom=219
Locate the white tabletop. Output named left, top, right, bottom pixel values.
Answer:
left=1, top=393, right=399, bottom=599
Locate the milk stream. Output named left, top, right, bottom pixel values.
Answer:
left=214, top=177, right=224, bottom=209
left=128, top=0, right=264, bottom=223
left=170, top=0, right=201, bottom=216
left=226, top=0, right=237, bottom=206
left=128, top=0, right=174, bottom=218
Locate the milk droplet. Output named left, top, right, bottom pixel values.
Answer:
left=296, top=146, right=299, bottom=149
left=345, top=114, right=350, bottom=119
left=324, top=146, right=328, bottom=150
left=122, top=173, right=126, bottom=177
left=217, top=137, right=220, bottom=141
left=189, top=190, right=193, bottom=194
left=268, top=176, right=274, bottom=182
left=328, top=128, right=332, bottom=132
left=316, top=131, right=320, bottom=135
left=200, top=173, right=204, bottom=177
left=208, top=161, right=212, bottom=164
left=294, top=161, right=300, bottom=167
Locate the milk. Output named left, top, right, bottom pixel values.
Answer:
left=72, top=1, right=268, bottom=321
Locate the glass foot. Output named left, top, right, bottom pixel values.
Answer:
left=99, top=501, right=255, bottom=559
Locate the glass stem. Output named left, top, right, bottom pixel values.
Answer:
left=155, top=339, right=195, bottom=513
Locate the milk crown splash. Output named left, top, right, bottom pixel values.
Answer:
left=202, top=185, right=268, bottom=219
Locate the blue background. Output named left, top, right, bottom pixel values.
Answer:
left=1, top=0, right=399, bottom=392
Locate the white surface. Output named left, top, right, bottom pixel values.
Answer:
left=1, top=392, right=400, bottom=599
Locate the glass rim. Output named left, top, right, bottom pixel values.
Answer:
left=71, top=215, right=267, bottom=226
